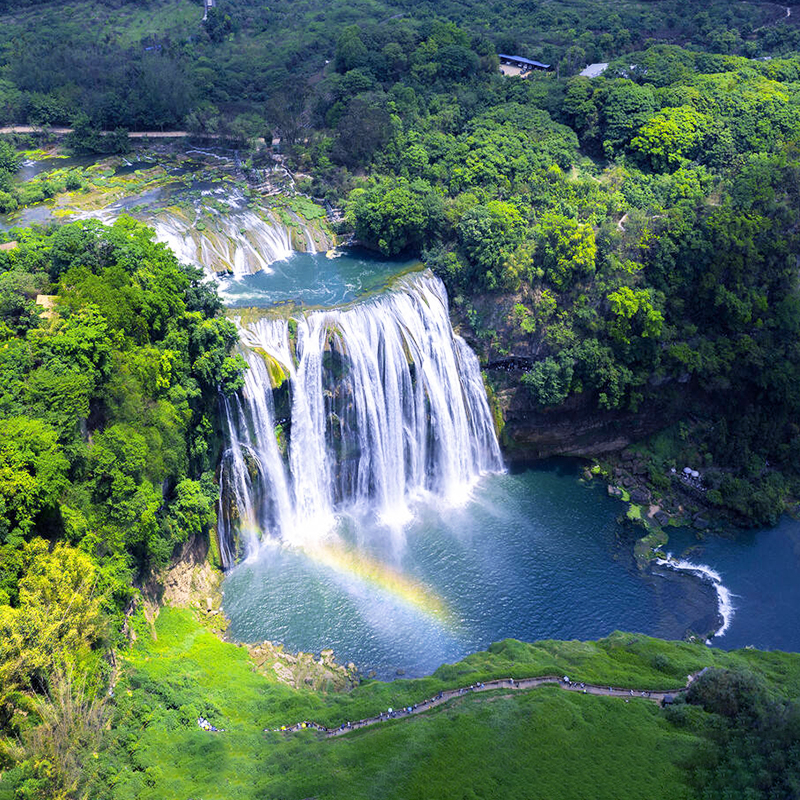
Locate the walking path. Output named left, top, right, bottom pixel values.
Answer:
left=753, top=4, right=791, bottom=31
left=0, top=126, right=200, bottom=138
left=271, top=673, right=695, bottom=739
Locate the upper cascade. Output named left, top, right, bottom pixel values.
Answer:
left=153, top=207, right=294, bottom=277
left=92, top=187, right=332, bottom=278
left=218, top=270, right=504, bottom=566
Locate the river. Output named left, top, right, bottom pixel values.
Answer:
left=215, top=244, right=800, bottom=680
left=223, top=459, right=724, bottom=679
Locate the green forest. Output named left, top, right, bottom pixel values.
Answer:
left=0, top=216, right=248, bottom=793
left=2, top=0, right=795, bottom=522
left=0, top=0, right=799, bottom=133
left=0, top=0, right=799, bottom=796
left=0, top=0, right=797, bottom=524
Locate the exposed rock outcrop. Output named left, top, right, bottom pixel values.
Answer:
left=247, top=641, right=359, bottom=691
left=491, top=377, right=684, bottom=462
left=452, top=292, right=686, bottom=462
left=161, top=535, right=222, bottom=609
left=142, top=534, right=227, bottom=634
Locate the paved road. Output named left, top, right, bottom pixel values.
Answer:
left=0, top=126, right=202, bottom=138
left=272, top=674, right=694, bottom=739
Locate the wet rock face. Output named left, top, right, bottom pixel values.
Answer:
left=494, top=381, right=682, bottom=462
left=453, top=295, right=687, bottom=463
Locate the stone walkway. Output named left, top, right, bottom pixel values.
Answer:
left=272, top=674, right=693, bottom=738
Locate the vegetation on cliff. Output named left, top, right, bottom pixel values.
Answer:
left=0, top=217, right=245, bottom=792
left=323, top=33, right=800, bottom=526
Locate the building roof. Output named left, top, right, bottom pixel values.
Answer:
left=579, top=62, right=609, bottom=78
left=498, top=54, right=551, bottom=69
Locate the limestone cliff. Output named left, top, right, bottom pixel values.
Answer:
left=490, top=373, right=683, bottom=462
left=452, top=294, right=683, bottom=462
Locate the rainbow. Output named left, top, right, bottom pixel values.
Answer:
left=297, top=539, right=452, bottom=624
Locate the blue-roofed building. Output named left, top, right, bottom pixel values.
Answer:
left=498, top=54, right=552, bottom=76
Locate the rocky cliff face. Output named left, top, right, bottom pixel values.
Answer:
left=451, top=291, right=684, bottom=463
left=491, top=374, right=681, bottom=462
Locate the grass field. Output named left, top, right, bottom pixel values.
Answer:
left=87, top=607, right=800, bottom=799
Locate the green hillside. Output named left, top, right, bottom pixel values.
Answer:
left=0, top=1, right=799, bottom=798
left=25, top=606, right=798, bottom=800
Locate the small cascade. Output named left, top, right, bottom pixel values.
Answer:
left=218, top=394, right=260, bottom=566
left=151, top=208, right=293, bottom=277
left=91, top=186, right=328, bottom=278
left=656, top=555, right=735, bottom=641
left=218, top=271, right=504, bottom=565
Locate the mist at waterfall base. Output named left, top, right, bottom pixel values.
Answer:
left=223, top=463, right=723, bottom=678
left=195, top=216, right=800, bottom=677
left=218, top=271, right=504, bottom=568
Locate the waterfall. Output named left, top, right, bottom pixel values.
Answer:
left=92, top=187, right=325, bottom=277
left=218, top=271, right=504, bottom=566
left=152, top=208, right=293, bottom=277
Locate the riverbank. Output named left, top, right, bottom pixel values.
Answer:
left=144, top=449, right=739, bottom=695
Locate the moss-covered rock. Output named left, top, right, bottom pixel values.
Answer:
left=253, top=347, right=288, bottom=389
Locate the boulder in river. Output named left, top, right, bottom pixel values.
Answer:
left=630, top=488, right=650, bottom=505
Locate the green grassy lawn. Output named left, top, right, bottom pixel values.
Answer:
left=256, top=689, right=703, bottom=800
left=90, top=608, right=800, bottom=799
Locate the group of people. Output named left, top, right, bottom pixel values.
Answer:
left=264, top=675, right=679, bottom=736
left=197, top=716, right=224, bottom=732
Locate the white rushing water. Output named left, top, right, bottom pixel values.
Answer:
left=89, top=187, right=304, bottom=277
left=151, top=208, right=294, bottom=277
left=656, top=555, right=735, bottom=640
left=218, top=271, right=504, bottom=566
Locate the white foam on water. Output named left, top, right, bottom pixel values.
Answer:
left=656, top=555, right=735, bottom=640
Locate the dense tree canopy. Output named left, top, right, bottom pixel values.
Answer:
left=316, top=27, right=800, bottom=526
left=0, top=0, right=799, bottom=796
left=0, top=218, right=243, bottom=749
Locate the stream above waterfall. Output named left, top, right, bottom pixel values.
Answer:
left=218, top=249, right=420, bottom=309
